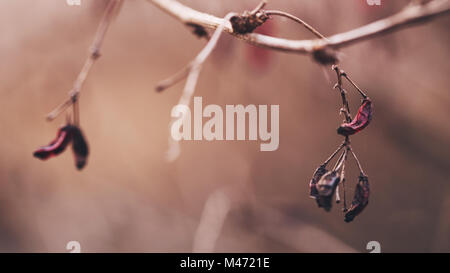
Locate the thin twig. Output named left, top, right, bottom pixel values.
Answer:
left=348, top=145, right=366, bottom=176
left=333, top=65, right=352, bottom=123
left=333, top=149, right=346, bottom=171
left=147, top=0, right=450, bottom=54
left=192, top=189, right=231, bottom=253
left=46, top=0, right=121, bottom=121
left=73, top=97, right=79, bottom=126
left=265, top=10, right=355, bottom=128
left=155, top=64, right=191, bottom=92
left=335, top=185, right=341, bottom=203
left=341, top=72, right=368, bottom=99
left=161, top=12, right=235, bottom=95
left=340, top=146, right=349, bottom=211
left=265, top=10, right=326, bottom=39
left=165, top=12, right=235, bottom=161
left=264, top=10, right=356, bottom=126
left=250, top=0, right=268, bottom=16
left=323, top=140, right=346, bottom=166
left=155, top=1, right=270, bottom=93
left=265, top=11, right=355, bottom=123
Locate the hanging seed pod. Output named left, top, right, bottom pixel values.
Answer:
left=33, top=125, right=74, bottom=160
left=337, top=98, right=373, bottom=136
left=309, top=164, right=328, bottom=199
left=316, top=170, right=341, bottom=211
left=344, top=175, right=370, bottom=222
left=71, top=126, right=89, bottom=170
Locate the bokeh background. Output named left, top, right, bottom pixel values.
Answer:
left=0, top=0, right=449, bottom=252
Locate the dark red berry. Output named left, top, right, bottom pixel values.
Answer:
left=33, top=125, right=74, bottom=160
left=337, top=98, right=373, bottom=136
left=344, top=175, right=370, bottom=222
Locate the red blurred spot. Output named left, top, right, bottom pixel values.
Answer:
left=245, top=20, right=276, bottom=70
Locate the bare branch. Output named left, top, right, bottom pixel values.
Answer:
left=326, top=0, right=450, bottom=49
left=340, top=146, right=349, bottom=211
left=192, top=189, right=231, bottom=253
left=46, top=0, right=122, bottom=121
left=165, top=13, right=235, bottom=161
left=147, top=0, right=449, bottom=54
left=323, top=140, right=346, bottom=166
left=333, top=66, right=352, bottom=123
left=265, top=10, right=325, bottom=39
left=342, top=72, right=368, bottom=99
left=155, top=63, right=191, bottom=92
left=348, top=145, right=366, bottom=176
left=249, top=0, right=268, bottom=16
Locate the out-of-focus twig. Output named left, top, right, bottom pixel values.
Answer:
left=164, top=12, right=235, bottom=161
left=192, top=189, right=231, bottom=253
left=251, top=201, right=358, bottom=252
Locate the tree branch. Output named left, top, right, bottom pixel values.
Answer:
left=46, top=0, right=123, bottom=121
left=147, top=0, right=450, bottom=54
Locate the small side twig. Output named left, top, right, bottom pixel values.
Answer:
left=265, top=10, right=325, bottom=39
left=340, top=146, right=349, bottom=211
left=249, top=0, right=268, bottom=16
left=156, top=13, right=235, bottom=93
left=322, top=140, right=346, bottom=166
left=332, top=65, right=352, bottom=123
left=334, top=147, right=348, bottom=204
left=155, top=64, right=191, bottom=92
left=46, top=0, right=122, bottom=121
left=348, top=145, right=366, bottom=176
left=342, top=72, right=368, bottom=99
left=333, top=149, right=347, bottom=171
left=165, top=12, right=235, bottom=161
left=262, top=11, right=353, bottom=123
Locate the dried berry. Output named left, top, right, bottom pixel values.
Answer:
left=71, top=126, right=89, bottom=170
left=337, top=98, right=373, bottom=136
left=309, top=164, right=327, bottom=199
left=33, top=124, right=89, bottom=170
left=33, top=125, right=74, bottom=160
left=316, top=170, right=341, bottom=211
left=344, top=175, right=370, bottom=222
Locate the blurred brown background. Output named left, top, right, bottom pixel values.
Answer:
left=0, top=0, right=449, bottom=252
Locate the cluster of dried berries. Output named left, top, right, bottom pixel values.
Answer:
left=309, top=66, right=373, bottom=222
left=33, top=98, right=89, bottom=170
left=33, top=123, right=89, bottom=170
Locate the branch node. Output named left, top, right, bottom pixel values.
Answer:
left=90, top=48, right=102, bottom=60
left=230, top=2, right=269, bottom=34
